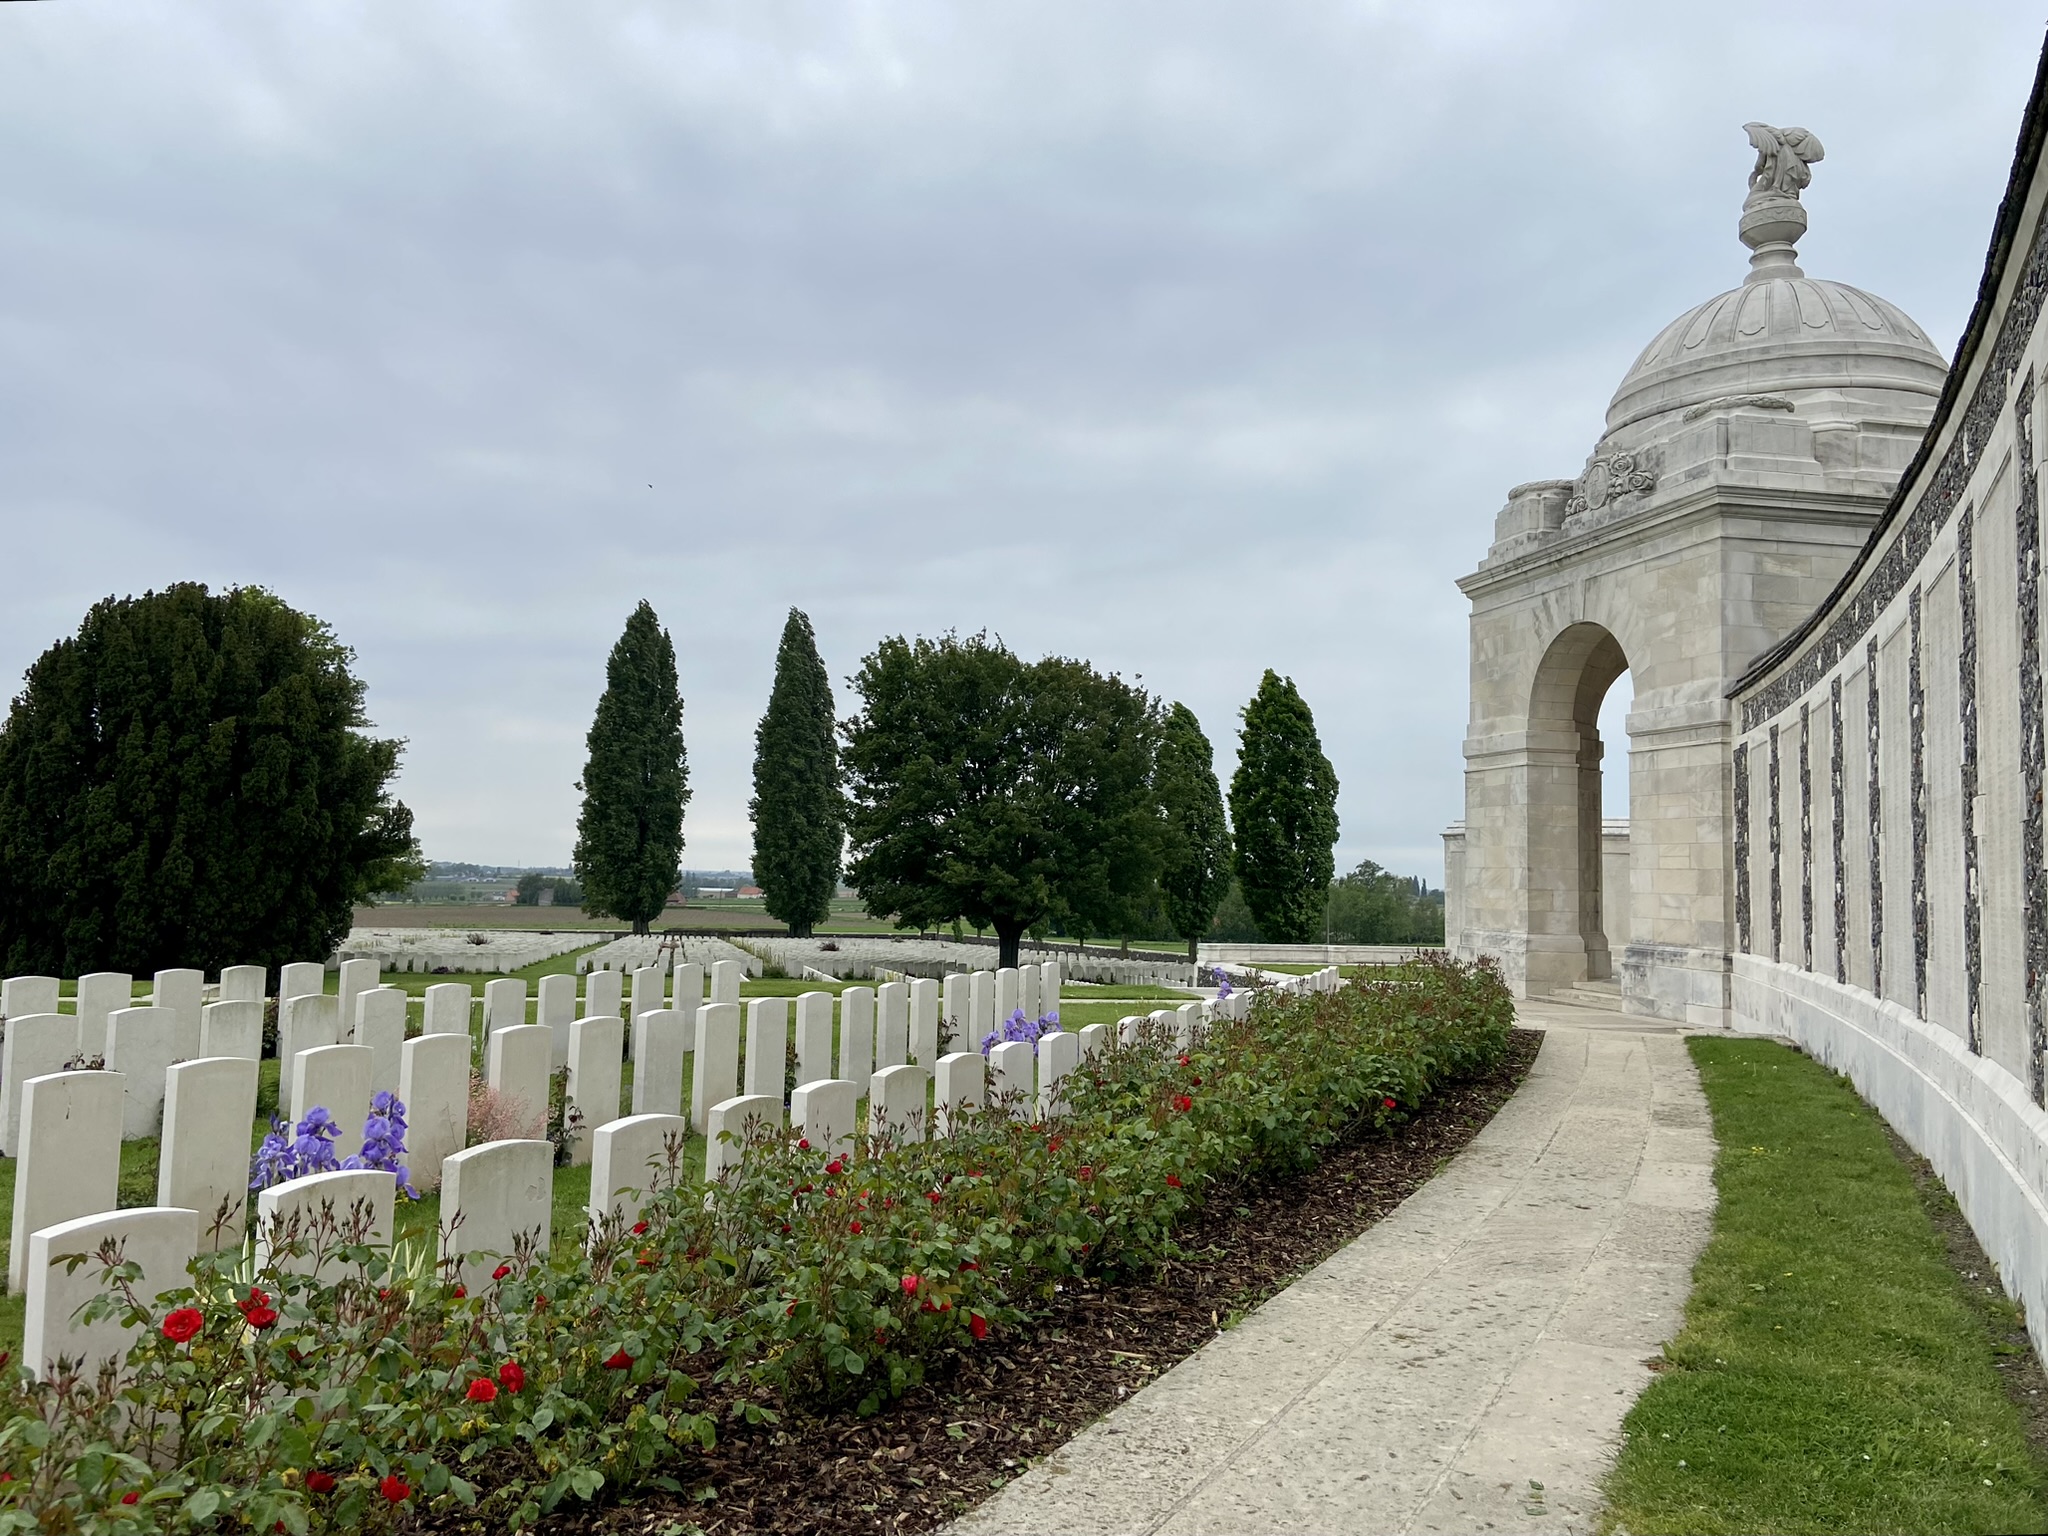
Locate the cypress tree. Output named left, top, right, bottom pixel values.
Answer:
left=574, top=602, right=689, bottom=935
left=750, top=607, right=843, bottom=937
left=0, top=583, right=422, bottom=975
left=1156, top=702, right=1233, bottom=963
left=1229, top=670, right=1339, bottom=943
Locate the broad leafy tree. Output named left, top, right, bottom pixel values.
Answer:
left=1155, top=702, right=1233, bottom=963
left=750, top=608, right=843, bottom=937
left=1325, top=859, right=1444, bottom=944
left=574, top=601, right=689, bottom=935
left=0, top=583, right=423, bottom=976
left=1229, top=669, right=1339, bottom=943
left=842, top=633, right=1162, bottom=968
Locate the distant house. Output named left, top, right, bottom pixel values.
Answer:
left=738, top=885, right=764, bottom=898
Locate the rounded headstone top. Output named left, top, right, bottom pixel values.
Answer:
left=1602, top=124, right=1946, bottom=438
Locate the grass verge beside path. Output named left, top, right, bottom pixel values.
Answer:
left=1604, top=1037, right=2048, bottom=1535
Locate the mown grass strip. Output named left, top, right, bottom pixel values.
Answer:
left=1604, top=1037, right=2048, bottom=1535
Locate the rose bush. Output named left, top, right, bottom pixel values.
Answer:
left=0, top=955, right=1511, bottom=1533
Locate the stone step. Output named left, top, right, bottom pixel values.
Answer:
left=1550, top=980, right=1625, bottom=1012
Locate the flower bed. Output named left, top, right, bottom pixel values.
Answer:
left=0, top=954, right=1513, bottom=1533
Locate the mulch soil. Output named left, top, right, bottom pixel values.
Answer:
left=498, top=1027, right=1543, bottom=1536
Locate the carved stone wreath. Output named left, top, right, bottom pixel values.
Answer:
left=1566, top=451, right=1657, bottom=517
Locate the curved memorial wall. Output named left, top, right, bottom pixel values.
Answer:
left=1730, top=54, right=2048, bottom=1353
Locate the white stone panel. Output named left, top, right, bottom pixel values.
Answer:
left=291, top=1044, right=373, bottom=1161
left=911, top=977, right=941, bottom=1059
left=537, top=974, right=578, bottom=1068
left=75, top=972, right=131, bottom=1056
left=152, top=968, right=205, bottom=1061
left=1, top=1013, right=71, bottom=1159
left=584, top=967, right=623, bottom=1022
left=709, top=960, right=742, bottom=1007
left=838, top=987, right=875, bottom=1084
left=987, top=1041, right=1033, bottom=1118
left=199, top=1000, right=262, bottom=1061
left=875, top=983, right=908, bottom=1069
left=1, top=975, right=59, bottom=1019
left=337, top=957, right=380, bottom=1040
left=355, top=987, right=406, bottom=1097
left=704, top=1094, right=782, bottom=1182
left=483, top=978, right=527, bottom=1036
left=1038, top=1030, right=1080, bottom=1117
left=256, top=1168, right=393, bottom=1277
left=934, top=1051, right=984, bottom=1137
left=278, top=962, right=324, bottom=1002
left=278, top=992, right=340, bottom=1072
left=422, top=982, right=474, bottom=1037
left=866, top=1065, right=926, bottom=1144
left=969, top=971, right=994, bottom=1042
left=218, top=964, right=266, bottom=1007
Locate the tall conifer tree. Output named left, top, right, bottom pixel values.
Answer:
left=751, top=607, right=842, bottom=937
left=574, top=602, right=688, bottom=935
left=1229, top=670, right=1339, bottom=943
left=1156, top=702, right=1233, bottom=963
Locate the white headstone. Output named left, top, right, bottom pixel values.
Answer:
left=485, top=1025, right=550, bottom=1139
left=995, top=967, right=1021, bottom=1024
left=691, top=1003, right=741, bottom=1133
left=337, top=958, right=380, bottom=1039
left=199, top=999, right=262, bottom=1061
left=1038, top=1030, right=1080, bottom=1117
left=422, top=981, right=474, bottom=1036
left=583, top=967, right=623, bottom=1021
left=1, top=974, right=59, bottom=1020
left=537, top=974, right=578, bottom=1068
left=76, top=971, right=132, bottom=1056
left=969, top=970, right=995, bottom=1042
left=218, top=964, right=266, bottom=1007
left=589, top=1112, right=690, bottom=1229
left=790, top=1078, right=858, bottom=1158
left=11, top=1070, right=124, bottom=1292
left=709, top=960, right=743, bottom=1007
left=24, top=1206, right=198, bottom=1381
left=353, top=987, right=406, bottom=1096
left=941, top=973, right=968, bottom=1043
left=794, top=992, right=834, bottom=1087
left=672, top=962, right=705, bottom=1023
left=838, top=987, right=875, bottom=1084
left=483, top=978, right=527, bottom=1035
left=743, top=998, right=788, bottom=1101
left=290, top=1044, right=373, bottom=1161
left=280, top=992, right=342, bottom=1072
left=1175, top=1003, right=1200, bottom=1049
left=875, top=983, right=909, bottom=1069
left=909, top=978, right=940, bottom=1064
left=151, top=968, right=205, bottom=1061
left=1077, top=1021, right=1109, bottom=1060
left=1043, top=959, right=1062, bottom=1009
left=631, top=1009, right=688, bottom=1117
left=566, top=1016, right=624, bottom=1165
left=106, top=1006, right=178, bottom=1139
left=1120, top=1014, right=1145, bottom=1046
left=399, top=1031, right=470, bottom=1192
left=256, top=1167, right=393, bottom=1278
left=868, top=1064, right=927, bottom=1144
left=278, top=962, right=324, bottom=1002
left=1, top=1013, right=72, bottom=1158
left=987, top=1041, right=1034, bottom=1118
left=1020, top=964, right=1041, bottom=1027
left=159, top=1056, right=259, bottom=1250
left=439, top=1139, right=553, bottom=1290
left=934, top=1051, right=985, bottom=1137
left=703, top=1094, right=782, bottom=1183
left=630, top=964, right=665, bottom=1023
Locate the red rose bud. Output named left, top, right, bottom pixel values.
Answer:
left=969, top=1313, right=989, bottom=1341
left=798, top=1138, right=810, bottom=1150
left=1383, top=1097, right=1396, bottom=1109
left=901, top=1274, right=920, bottom=1295
left=1167, top=1174, right=1183, bottom=1188
left=466, top=1377, right=498, bottom=1402
left=498, top=1360, right=526, bottom=1394
left=604, top=1348, right=632, bottom=1369
left=492, top=1264, right=511, bottom=1281
left=632, top=1220, right=649, bottom=1235
left=826, top=1158, right=844, bottom=1175
left=306, top=1471, right=337, bottom=1494
left=379, top=1474, right=411, bottom=1503
left=849, top=1220, right=863, bottom=1234
left=121, top=1492, right=140, bottom=1505
left=453, top=1285, right=467, bottom=1298
left=1077, top=1165, right=1094, bottom=1181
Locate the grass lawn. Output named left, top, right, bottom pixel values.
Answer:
left=1603, top=1037, right=2048, bottom=1535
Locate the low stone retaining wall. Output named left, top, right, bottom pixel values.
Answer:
left=1731, top=953, right=2048, bottom=1360
left=1198, top=943, right=1439, bottom=966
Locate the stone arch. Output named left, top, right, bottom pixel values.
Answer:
left=1527, top=622, right=1630, bottom=984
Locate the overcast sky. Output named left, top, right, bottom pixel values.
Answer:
left=3, top=3, right=2041, bottom=881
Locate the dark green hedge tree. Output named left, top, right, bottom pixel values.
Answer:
left=842, top=633, right=1162, bottom=968
left=750, top=608, right=842, bottom=937
left=1156, top=702, right=1233, bottom=962
left=1229, top=670, right=1339, bottom=943
left=0, top=583, right=423, bottom=976
left=574, top=602, right=689, bottom=935
left=1325, top=859, right=1445, bottom=944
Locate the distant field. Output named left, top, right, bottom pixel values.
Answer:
left=354, top=899, right=906, bottom=935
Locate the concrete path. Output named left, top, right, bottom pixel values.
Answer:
left=949, top=1006, right=1715, bottom=1536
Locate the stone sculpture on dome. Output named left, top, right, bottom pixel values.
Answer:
left=1742, top=122, right=1824, bottom=201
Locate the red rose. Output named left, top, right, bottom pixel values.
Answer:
left=969, top=1313, right=989, bottom=1341
left=1383, top=1097, right=1396, bottom=1109
left=499, top=1360, right=526, bottom=1394
left=849, top=1220, right=863, bottom=1234
left=826, top=1158, right=844, bottom=1175
left=959, top=1259, right=979, bottom=1271
left=534, top=1293, right=548, bottom=1309
left=900, top=1274, right=919, bottom=1295
left=452, top=1284, right=467, bottom=1299
left=797, top=1137, right=810, bottom=1150
left=1178, top=1054, right=1189, bottom=1066
left=242, top=1304, right=278, bottom=1331
left=1077, top=1165, right=1094, bottom=1181
left=160, top=1307, right=202, bottom=1344
left=1173, top=1094, right=1192, bottom=1114
left=306, top=1471, right=337, bottom=1494
left=492, top=1264, right=511, bottom=1281
left=926, top=1189, right=943, bottom=1203
left=121, top=1492, right=140, bottom=1505
left=1167, top=1174, right=1183, bottom=1189
left=466, top=1377, right=498, bottom=1402
left=631, top=1219, right=649, bottom=1235
left=604, top=1348, right=633, bottom=1370
left=379, top=1474, right=410, bottom=1503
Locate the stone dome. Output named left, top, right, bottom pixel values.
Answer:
left=1605, top=273, right=1947, bottom=436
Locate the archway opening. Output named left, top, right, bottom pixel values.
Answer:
left=1527, top=624, right=1630, bottom=987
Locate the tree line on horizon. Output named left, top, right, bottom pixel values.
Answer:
left=0, top=587, right=1433, bottom=977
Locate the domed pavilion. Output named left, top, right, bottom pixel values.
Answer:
left=1447, top=124, right=1949, bottom=1024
